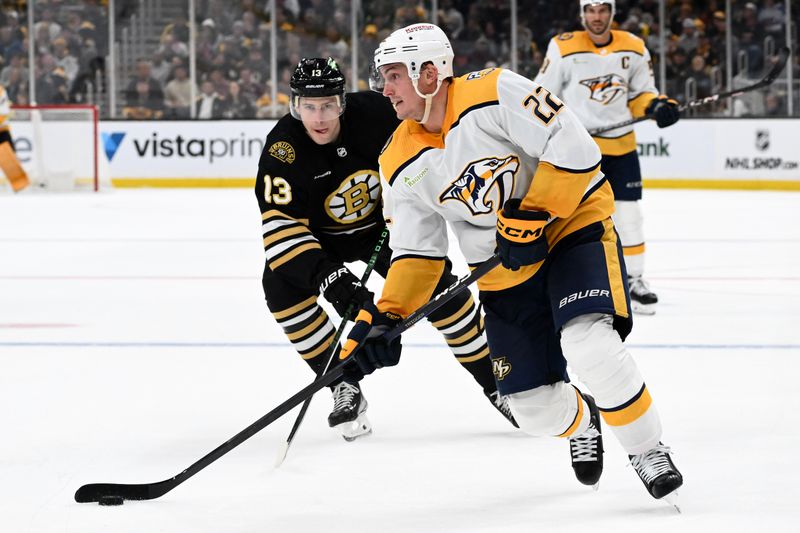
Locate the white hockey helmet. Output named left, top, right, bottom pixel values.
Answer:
left=369, top=23, right=454, bottom=94
left=580, top=0, right=616, bottom=30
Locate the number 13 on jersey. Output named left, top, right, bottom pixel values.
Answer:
left=263, top=174, right=293, bottom=205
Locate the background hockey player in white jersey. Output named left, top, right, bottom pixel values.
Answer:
left=341, top=23, right=683, bottom=504
left=534, top=0, right=681, bottom=315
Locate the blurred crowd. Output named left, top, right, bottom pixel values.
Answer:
left=0, top=0, right=797, bottom=119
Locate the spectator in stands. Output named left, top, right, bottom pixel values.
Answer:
left=0, top=26, right=24, bottom=60
left=666, top=47, right=690, bottom=102
left=763, top=91, right=784, bottom=117
left=162, top=12, right=190, bottom=44
left=35, top=54, right=69, bottom=104
left=157, top=32, right=189, bottom=64
left=0, top=52, right=27, bottom=90
left=206, top=0, right=235, bottom=36
left=677, top=18, right=699, bottom=57
left=208, top=67, right=230, bottom=98
left=123, top=80, right=165, bottom=119
left=124, top=59, right=164, bottom=112
left=438, top=0, right=464, bottom=39
left=164, top=63, right=193, bottom=118
left=52, top=37, right=79, bottom=85
left=394, top=0, right=427, bottom=27
left=150, top=50, right=171, bottom=87
left=222, top=81, right=255, bottom=119
left=758, top=0, right=784, bottom=40
left=34, top=7, right=61, bottom=42
left=689, top=54, right=712, bottom=98
left=238, top=67, right=263, bottom=102
left=196, top=79, right=226, bottom=119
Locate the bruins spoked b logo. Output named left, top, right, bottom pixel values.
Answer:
left=325, top=170, right=381, bottom=223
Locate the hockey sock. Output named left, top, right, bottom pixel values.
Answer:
left=429, top=294, right=494, bottom=394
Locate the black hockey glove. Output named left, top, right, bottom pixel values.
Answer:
left=646, top=96, right=681, bottom=128
left=339, top=303, right=402, bottom=380
left=317, top=265, right=374, bottom=319
left=495, top=198, right=549, bottom=271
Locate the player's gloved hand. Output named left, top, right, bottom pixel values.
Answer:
left=339, top=303, right=402, bottom=380
left=495, top=198, right=549, bottom=271
left=316, top=264, right=374, bottom=319
left=646, top=96, right=680, bottom=128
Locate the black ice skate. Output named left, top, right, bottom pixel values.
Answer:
left=328, top=381, right=372, bottom=442
left=628, top=276, right=658, bottom=315
left=629, top=442, right=683, bottom=508
left=487, top=391, right=519, bottom=428
left=569, top=393, right=604, bottom=488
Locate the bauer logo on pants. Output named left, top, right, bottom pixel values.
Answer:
left=492, top=357, right=512, bottom=381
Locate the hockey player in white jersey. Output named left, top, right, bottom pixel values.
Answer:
left=340, top=23, right=683, bottom=504
left=534, top=0, right=681, bottom=315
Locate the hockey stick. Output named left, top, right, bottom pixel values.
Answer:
left=589, top=46, right=790, bottom=136
left=74, top=254, right=502, bottom=503
left=274, top=227, right=390, bottom=467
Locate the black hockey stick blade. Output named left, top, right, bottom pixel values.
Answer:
left=75, top=254, right=501, bottom=503
left=589, top=46, right=791, bottom=136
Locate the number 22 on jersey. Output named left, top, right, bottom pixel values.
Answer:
left=523, top=86, right=564, bottom=125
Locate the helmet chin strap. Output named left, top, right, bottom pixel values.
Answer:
left=412, top=78, right=444, bottom=125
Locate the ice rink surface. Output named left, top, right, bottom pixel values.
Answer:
left=1, top=187, right=799, bottom=532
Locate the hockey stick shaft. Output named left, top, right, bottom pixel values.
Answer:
left=589, top=46, right=790, bottom=136
left=275, top=227, right=389, bottom=466
left=74, top=254, right=501, bottom=503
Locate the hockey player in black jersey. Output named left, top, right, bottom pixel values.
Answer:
left=255, top=57, right=516, bottom=441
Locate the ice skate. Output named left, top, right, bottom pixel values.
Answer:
left=629, top=442, right=683, bottom=509
left=487, top=391, right=519, bottom=428
left=569, top=394, right=604, bottom=488
left=328, top=381, right=372, bottom=442
left=628, top=276, right=658, bottom=315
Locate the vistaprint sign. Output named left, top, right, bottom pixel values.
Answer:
left=99, top=121, right=275, bottom=183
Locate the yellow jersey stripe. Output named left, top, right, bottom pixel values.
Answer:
left=599, top=385, right=652, bottom=427
left=557, top=388, right=585, bottom=438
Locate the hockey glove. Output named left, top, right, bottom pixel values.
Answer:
left=496, top=198, right=549, bottom=271
left=339, top=303, right=402, bottom=379
left=317, top=264, right=374, bottom=319
left=646, top=96, right=680, bottom=128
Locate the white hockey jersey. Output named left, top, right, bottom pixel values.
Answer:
left=534, top=31, right=659, bottom=156
left=376, top=67, right=615, bottom=317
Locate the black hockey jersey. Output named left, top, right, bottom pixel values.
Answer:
left=255, top=91, right=400, bottom=291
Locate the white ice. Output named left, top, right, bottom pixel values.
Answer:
left=1, top=188, right=799, bottom=532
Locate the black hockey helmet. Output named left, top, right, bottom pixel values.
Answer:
left=289, top=57, right=346, bottom=120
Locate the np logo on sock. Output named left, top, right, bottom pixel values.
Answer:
left=492, top=357, right=512, bottom=381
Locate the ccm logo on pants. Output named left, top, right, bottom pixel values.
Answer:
left=559, top=289, right=610, bottom=309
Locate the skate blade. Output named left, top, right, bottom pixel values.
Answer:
left=592, top=482, right=600, bottom=492
left=335, top=413, right=372, bottom=442
left=631, top=302, right=656, bottom=316
left=274, top=441, right=289, bottom=468
left=662, top=491, right=681, bottom=513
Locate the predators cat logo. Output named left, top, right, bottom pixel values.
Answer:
left=439, top=155, right=519, bottom=215
left=492, top=357, right=512, bottom=381
left=580, top=74, right=627, bottom=105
